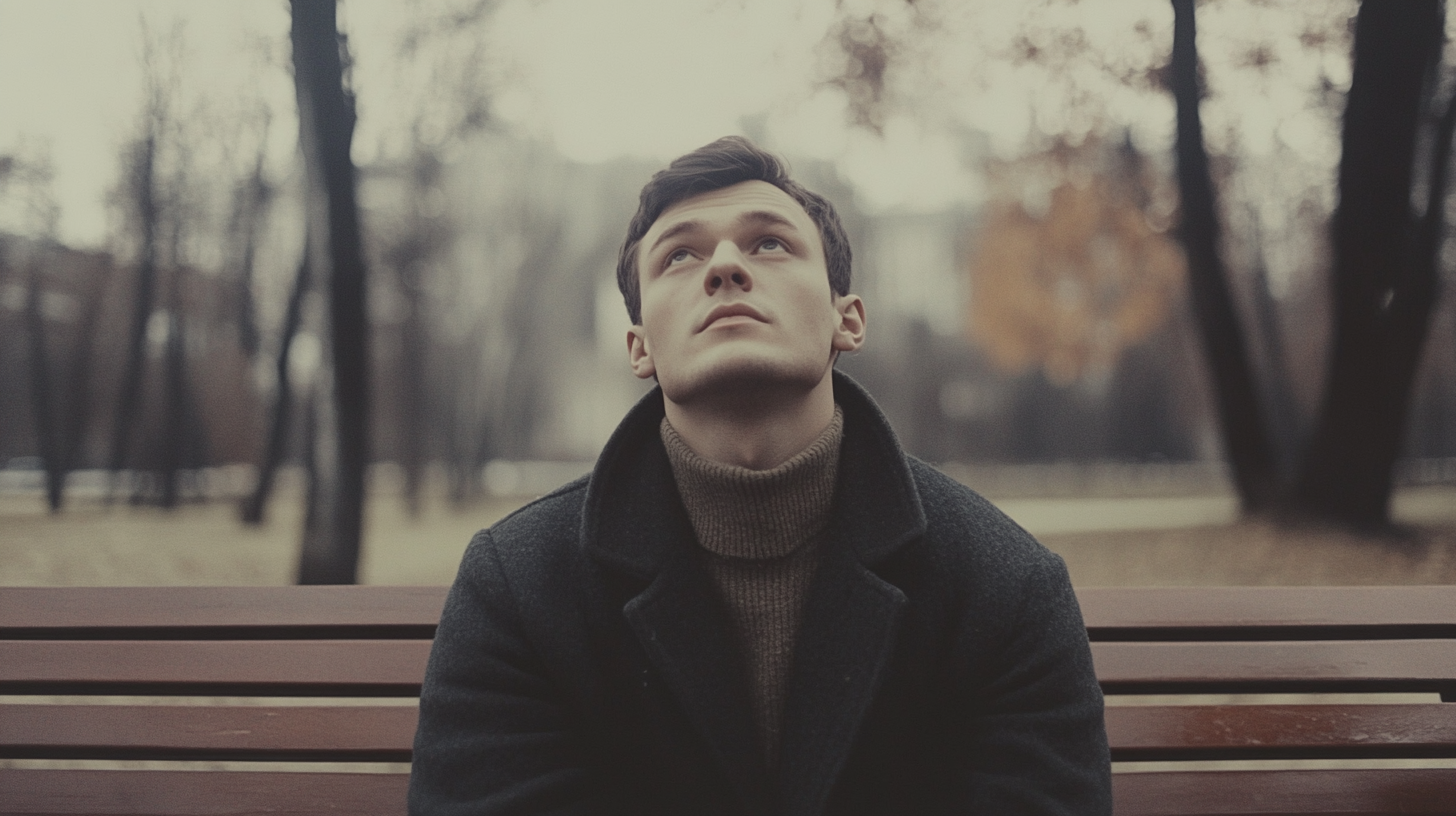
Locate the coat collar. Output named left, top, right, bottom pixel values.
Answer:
left=581, top=371, right=926, bottom=815
left=581, top=369, right=927, bottom=576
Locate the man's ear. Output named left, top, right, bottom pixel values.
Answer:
left=627, top=326, right=656, bottom=379
left=830, top=294, right=866, bottom=353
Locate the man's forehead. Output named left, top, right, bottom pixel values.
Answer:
left=647, top=180, right=813, bottom=236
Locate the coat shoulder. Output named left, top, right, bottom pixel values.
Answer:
left=488, top=473, right=590, bottom=542
left=903, top=457, right=1065, bottom=586
left=456, top=475, right=590, bottom=587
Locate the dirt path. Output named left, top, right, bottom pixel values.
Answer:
left=1046, top=518, right=1456, bottom=586
left=2, top=487, right=1452, bottom=587
left=0, top=492, right=518, bottom=586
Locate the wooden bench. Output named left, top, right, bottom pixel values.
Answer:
left=2, top=585, right=1454, bottom=815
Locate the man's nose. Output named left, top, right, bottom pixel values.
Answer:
left=704, top=240, right=753, bottom=294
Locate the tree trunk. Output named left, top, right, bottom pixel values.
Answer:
left=23, top=256, right=64, bottom=512
left=1169, top=0, right=1280, bottom=513
left=54, top=259, right=109, bottom=511
left=1292, top=0, right=1446, bottom=528
left=398, top=265, right=428, bottom=517
left=291, top=0, right=371, bottom=585
left=1246, top=213, right=1303, bottom=480
left=234, top=149, right=271, bottom=359
left=107, top=134, right=160, bottom=502
left=241, top=241, right=311, bottom=525
left=157, top=272, right=192, bottom=509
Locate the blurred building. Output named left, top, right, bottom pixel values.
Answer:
left=0, top=233, right=261, bottom=477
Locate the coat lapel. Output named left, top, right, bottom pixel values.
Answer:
left=623, top=548, right=768, bottom=805
left=776, top=544, right=907, bottom=816
left=582, top=386, right=767, bottom=806
left=775, top=371, right=926, bottom=816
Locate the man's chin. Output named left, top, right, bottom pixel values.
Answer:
left=659, top=356, right=828, bottom=408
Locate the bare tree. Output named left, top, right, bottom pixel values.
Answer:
left=148, top=100, right=212, bottom=508
left=18, top=251, right=108, bottom=512
left=1169, top=0, right=1281, bottom=513
left=22, top=252, right=61, bottom=508
left=155, top=262, right=206, bottom=509
left=1291, top=0, right=1453, bottom=526
left=2, top=152, right=105, bottom=512
left=240, top=241, right=310, bottom=525
left=226, top=110, right=274, bottom=359
left=1170, top=0, right=1453, bottom=528
left=1243, top=210, right=1304, bottom=479
left=291, top=0, right=371, bottom=584
left=379, top=148, right=447, bottom=517
left=100, top=20, right=235, bottom=507
left=106, top=101, right=163, bottom=502
left=378, top=0, right=499, bottom=513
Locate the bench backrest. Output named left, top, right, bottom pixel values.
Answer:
left=3, top=585, right=1454, bottom=815
left=0, top=586, right=440, bottom=816
left=1081, top=586, right=1456, bottom=815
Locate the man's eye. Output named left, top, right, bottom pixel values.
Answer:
left=758, top=237, right=786, bottom=252
left=666, top=249, right=692, bottom=266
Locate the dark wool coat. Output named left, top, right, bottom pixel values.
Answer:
left=410, top=372, right=1112, bottom=816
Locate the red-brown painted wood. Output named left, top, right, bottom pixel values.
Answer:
left=6, top=585, right=1456, bottom=636
left=0, top=705, right=418, bottom=761
left=1092, top=639, right=1456, bottom=694
left=5, top=767, right=1454, bottom=815
left=0, top=769, right=408, bottom=816
left=1106, top=704, right=1456, bottom=761
left=10, top=704, right=1455, bottom=764
left=1111, top=768, right=1456, bottom=815
left=0, top=640, right=431, bottom=695
left=1077, top=586, right=1456, bottom=639
left=5, top=585, right=1456, bottom=813
left=0, top=586, right=448, bottom=638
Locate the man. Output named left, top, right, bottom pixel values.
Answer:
left=410, top=136, right=1111, bottom=815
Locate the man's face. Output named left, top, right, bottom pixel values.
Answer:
left=627, top=180, right=864, bottom=405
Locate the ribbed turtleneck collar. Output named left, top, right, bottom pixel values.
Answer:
left=660, top=406, right=844, bottom=560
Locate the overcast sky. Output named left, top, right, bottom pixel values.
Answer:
left=2, top=0, right=1353, bottom=249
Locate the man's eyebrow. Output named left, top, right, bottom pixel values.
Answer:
left=648, top=219, right=703, bottom=254
left=646, top=210, right=802, bottom=255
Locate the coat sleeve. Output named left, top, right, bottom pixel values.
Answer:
left=954, top=548, right=1113, bottom=814
left=409, top=530, right=604, bottom=816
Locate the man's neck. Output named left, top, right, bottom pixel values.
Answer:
left=662, top=375, right=837, bottom=470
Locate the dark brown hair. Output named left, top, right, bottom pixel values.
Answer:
left=616, top=136, right=852, bottom=324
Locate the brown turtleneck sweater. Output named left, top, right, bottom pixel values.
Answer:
left=659, top=406, right=844, bottom=767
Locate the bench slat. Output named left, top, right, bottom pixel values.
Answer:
left=7, top=585, right=1455, bottom=636
left=1106, top=705, right=1456, bottom=761
left=0, top=705, right=417, bottom=762
left=4, top=767, right=1453, bottom=815
left=0, top=769, right=408, bottom=816
left=1093, top=640, right=1456, bottom=695
left=8, top=704, right=1453, bottom=764
left=0, top=641, right=431, bottom=696
left=7, top=639, right=1454, bottom=695
left=1078, top=586, right=1456, bottom=638
left=1111, top=768, right=1456, bottom=815
left=0, top=587, right=447, bottom=639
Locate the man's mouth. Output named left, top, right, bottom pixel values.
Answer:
left=700, top=303, right=767, bottom=331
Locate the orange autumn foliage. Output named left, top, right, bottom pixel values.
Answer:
left=968, top=153, right=1185, bottom=385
